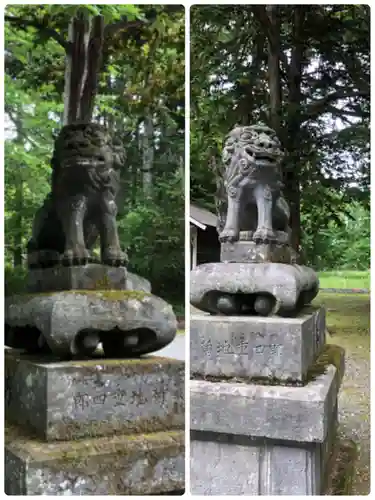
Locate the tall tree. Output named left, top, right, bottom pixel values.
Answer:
left=190, top=4, right=370, bottom=255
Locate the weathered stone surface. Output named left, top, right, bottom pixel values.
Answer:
left=5, top=290, right=176, bottom=358
left=5, top=424, right=184, bottom=495
left=190, top=307, right=326, bottom=382
left=190, top=261, right=319, bottom=316
left=5, top=349, right=184, bottom=441
left=190, top=347, right=344, bottom=443
left=220, top=240, right=296, bottom=264
left=190, top=411, right=337, bottom=496
left=126, top=271, right=151, bottom=292
left=27, top=264, right=151, bottom=294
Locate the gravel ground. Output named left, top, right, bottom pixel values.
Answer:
left=331, top=333, right=370, bottom=495
left=319, top=293, right=370, bottom=495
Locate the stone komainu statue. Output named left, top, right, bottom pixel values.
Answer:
left=217, top=124, right=291, bottom=245
left=27, top=123, right=127, bottom=268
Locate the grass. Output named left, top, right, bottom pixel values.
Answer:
left=318, top=270, right=370, bottom=290
left=314, top=292, right=370, bottom=337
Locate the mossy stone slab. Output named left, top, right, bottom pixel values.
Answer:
left=5, top=424, right=185, bottom=495
left=5, top=349, right=184, bottom=441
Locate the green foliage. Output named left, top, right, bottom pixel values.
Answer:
left=5, top=5, right=185, bottom=305
left=5, top=265, right=28, bottom=296
left=302, top=202, right=370, bottom=270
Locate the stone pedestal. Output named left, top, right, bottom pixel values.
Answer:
left=220, top=240, right=295, bottom=264
left=27, top=264, right=151, bottom=294
left=5, top=349, right=185, bottom=495
left=5, top=349, right=184, bottom=441
left=190, top=262, right=319, bottom=316
left=5, top=289, right=177, bottom=358
left=5, top=425, right=184, bottom=495
left=190, top=308, right=326, bottom=382
left=190, top=308, right=345, bottom=495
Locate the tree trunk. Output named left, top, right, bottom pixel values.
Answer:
left=266, top=5, right=282, bottom=137
left=13, top=170, right=23, bottom=267
left=79, top=16, right=104, bottom=122
left=142, top=113, right=154, bottom=198
left=284, top=7, right=306, bottom=253
left=179, top=155, right=185, bottom=193
left=62, top=19, right=75, bottom=125
left=63, top=14, right=104, bottom=125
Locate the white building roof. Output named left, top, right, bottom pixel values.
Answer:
left=190, top=203, right=217, bottom=230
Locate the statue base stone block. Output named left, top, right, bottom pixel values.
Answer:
left=190, top=421, right=337, bottom=496
left=5, top=349, right=184, bottom=441
left=5, top=424, right=184, bottom=495
left=220, top=240, right=296, bottom=265
left=190, top=338, right=344, bottom=495
left=5, top=348, right=185, bottom=495
left=27, top=264, right=151, bottom=294
left=190, top=307, right=326, bottom=382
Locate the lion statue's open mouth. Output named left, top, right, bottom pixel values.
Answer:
left=218, top=124, right=290, bottom=245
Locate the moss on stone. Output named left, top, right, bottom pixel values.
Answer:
left=5, top=350, right=180, bottom=375
left=24, top=289, right=152, bottom=302
left=5, top=422, right=184, bottom=473
left=6, top=420, right=185, bottom=494
left=49, top=412, right=184, bottom=442
left=304, top=343, right=345, bottom=384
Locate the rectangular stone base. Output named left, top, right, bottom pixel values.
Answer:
left=220, top=239, right=295, bottom=264
left=6, top=349, right=184, bottom=441
left=191, top=351, right=343, bottom=442
left=191, top=308, right=326, bottom=382
left=190, top=423, right=336, bottom=495
left=27, top=264, right=151, bottom=293
left=190, top=347, right=343, bottom=495
left=5, top=424, right=184, bottom=495
left=27, top=264, right=128, bottom=292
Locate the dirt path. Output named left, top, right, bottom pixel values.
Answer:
left=317, top=293, right=370, bottom=495
left=332, top=334, right=370, bottom=495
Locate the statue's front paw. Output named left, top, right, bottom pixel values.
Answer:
left=253, top=227, right=276, bottom=243
left=62, top=246, right=91, bottom=265
left=219, top=228, right=239, bottom=243
left=102, top=248, right=128, bottom=267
